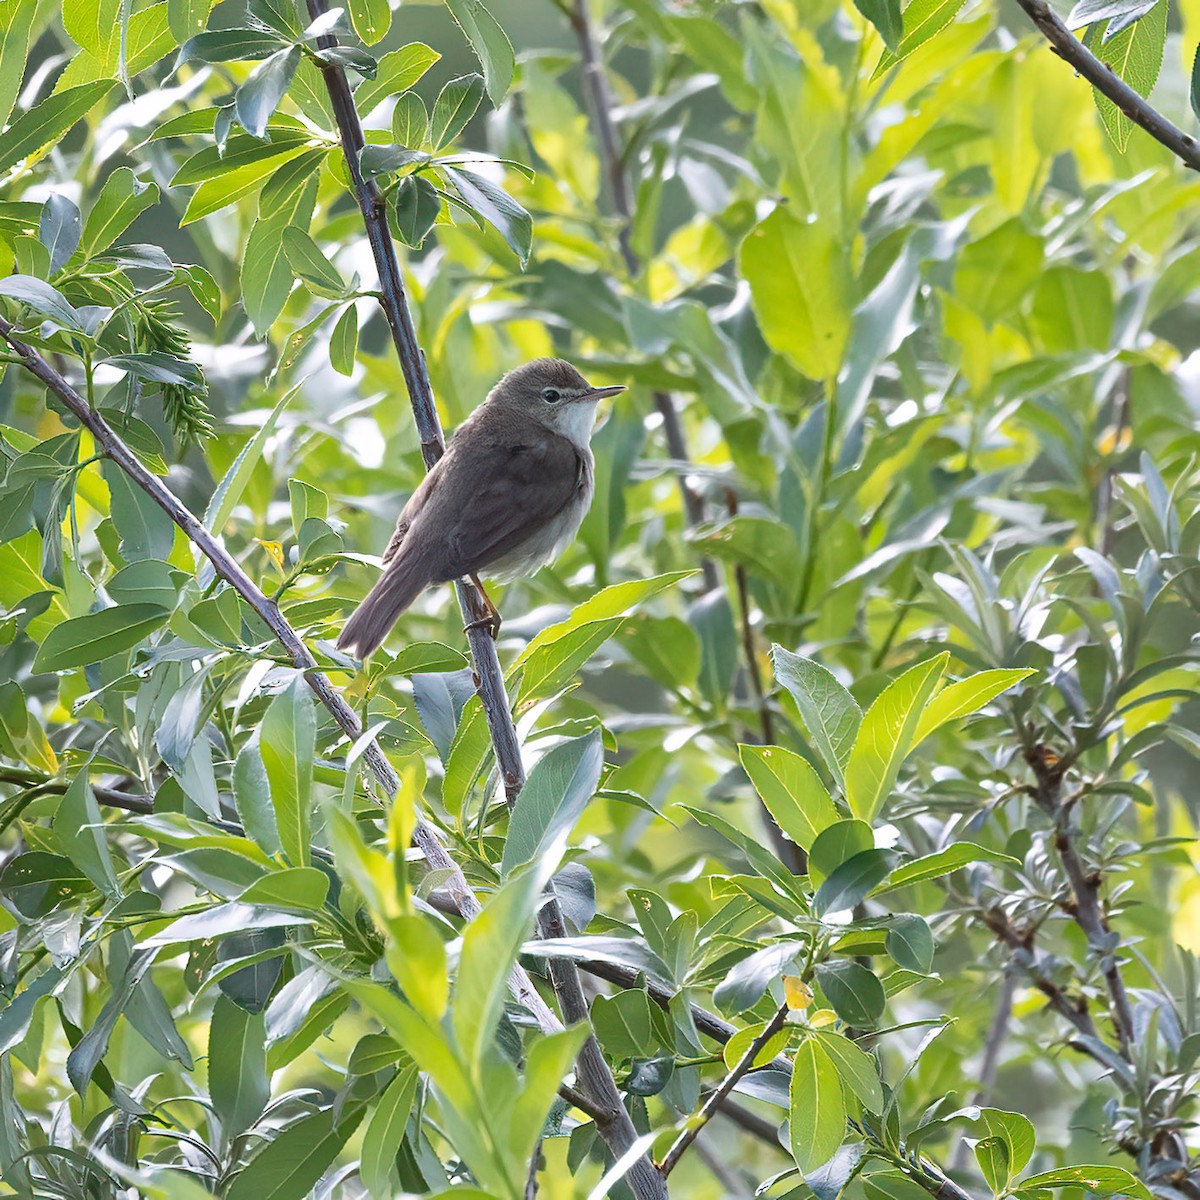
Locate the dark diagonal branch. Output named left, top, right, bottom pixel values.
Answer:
left=658, top=1001, right=789, bottom=1176
left=304, top=12, right=666, bottom=1197
left=565, top=0, right=719, bottom=594
left=0, top=314, right=559, bottom=1032
left=1010, top=0, right=1200, bottom=171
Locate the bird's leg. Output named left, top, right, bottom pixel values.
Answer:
left=463, top=573, right=501, bottom=639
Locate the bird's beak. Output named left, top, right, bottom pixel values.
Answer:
left=579, top=384, right=626, bottom=402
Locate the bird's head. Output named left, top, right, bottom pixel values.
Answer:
left=488, top=358, right=625, bottom=445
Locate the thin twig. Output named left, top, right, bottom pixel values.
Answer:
left=659, top=1001, right=789, bottom=1176
left=0, top=767, right=152, bottom=815
left=1009, top=0, right=1200, bottom=171
left=565, top=0, right=719, bottom=593
left=1024, top=748, right=1136, bottom=1058
left=303, top=10, right=665, bottom=1196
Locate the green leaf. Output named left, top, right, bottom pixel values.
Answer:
left=0, top=852, right=92, bottom=918
left=209, top=995, right=269, bottom=1138
left=233, top=735, right=282, bottom=856
left=979, top=1108, right=1036, bottom=1179
left=177, top=28, right=287, bottom=65
left=205, top=390, right=291, bottom=534
left=1192, top=44, right=1200, bottom=124
left=813, top=849, right=895, bottom=918
left=1017, top=1167, right=1149, bottom=1200
left=879, top=843, right=1020, bottom=892
left=168, top=0, right=219, bottom=42
left=453, top=870, right=541, bottom=1070
left=393, top=175, right=440, bottom=247
left=884, top=914, right=934, bottom=972
left=0, top=276, right=85, bottom=332
left=346, top=0, right=389, bottom=43
left=976, top=1137, right=1010, bottom=1196
left=108, top=560, right=180, bottom=608
left=242, top=152, right=322, bottom=335
left=224, top=1105, right=364, bottom=1200
left=815, top=959, right=886, bottom=1025
left=260, top=674, right=316, bottom=867
left=239, top=866, right=328, bottom=911
left=739, top=744, right=840, bottom=852
left=33, top=603, right=168, bottom=672
left=63, top=0, right=121, bottom=59
left=913, top=668, right=1034, bottom=746
left=79, top=167, right=159, bottom=259
left=513, top=572, right=691, bottom=702
left=361, top=1066, right=419, bottom=1198
left=179, top=142, right=312, bottom=225
left=811, top=1028, right=884, bottom=1112
left=144, top=902, right=307, bottom=946
left=281, top=225, right=345, bottom=295
left=790, top=1035, right=846, bottom=1173
left=872, top=0, right=969, bottom=75
left=808, top=820, right=874, bottom=888
left=741, top=206, right=852, bottom=382
left=430, top=73, right=484, bottom=148
left=443, top=0, right=514, bottom=104
left=103, top=460, right=177, bottom=562
left=0, top=0, right=37, bottom=129
left=844, top=653, right=947, bottom=820
left=0, top=82, right=118, bottom=177
left=39, top=195, right=81, bottom=275
left=770, top=646, right=862, bottom=786
left=392, top=91, right=429, bottom=148
left=854, top=0, right=902, bottom=47
left=1090, top=0, right=1166, bottom=151
left=54, top=773, right=120, bottom=898
left=713, top=941, right=803, bottom=1014
left=387, top=914, right=448, bottom=1020
left=355, top=43, right=441, bottom=115
left=443, top=165, right=532, bottom=264
left=236, top=46, right=302, bottom=139
left=329, top=304, right=358, bottom=375
left=501, top=731, right=603, bottom=876
left=953, top=219, right=1044, bottom=326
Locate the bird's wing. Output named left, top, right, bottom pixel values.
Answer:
left=381, top=461, right=441, bottom=564
left=417, top=431, right=582, bottom=580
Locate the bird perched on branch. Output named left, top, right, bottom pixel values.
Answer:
left=337, top=358, right=625, bottom=657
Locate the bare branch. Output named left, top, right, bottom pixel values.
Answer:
left=1009, top=0, right=1200, bottom=172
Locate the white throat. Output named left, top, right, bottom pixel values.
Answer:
left=552, top=400, right=599, bottom=448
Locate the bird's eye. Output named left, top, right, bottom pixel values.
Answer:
left=541, top=387, right=561, bottom=404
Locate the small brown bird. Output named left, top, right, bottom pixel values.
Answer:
left=337, top=358, right=625, bottom=657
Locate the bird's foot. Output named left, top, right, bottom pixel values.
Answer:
left=463, top=614, right=501, bottom=640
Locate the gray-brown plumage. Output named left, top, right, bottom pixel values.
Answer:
left=337, top=358, right=625, bottom=657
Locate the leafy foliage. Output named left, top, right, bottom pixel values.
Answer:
left=0, top=0, right=1199, bottom=1197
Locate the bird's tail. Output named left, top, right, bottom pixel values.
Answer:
left=337, top=558, right=430, bottom=658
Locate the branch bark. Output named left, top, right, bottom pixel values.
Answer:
left=304, top=11, right=666, bottom=1196
left=1009, top=0, right=1200, bottom=172
left=658, top=1001, right=789, bottom=1176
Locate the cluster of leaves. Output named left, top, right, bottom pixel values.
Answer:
left=1, top=0, right=1200, bottom=1197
